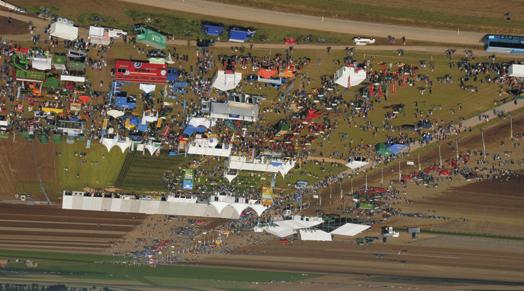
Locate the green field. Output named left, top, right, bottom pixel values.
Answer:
left=57, top=142, right=126, bottom=191
left=0, top=249, right=314, bottom=289
left=115, top=152, right=189, bottom=192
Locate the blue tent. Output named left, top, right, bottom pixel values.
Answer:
left=137, top=123, right=148, bottom=132
left=387, top=143, right=408, bottom=155
left=167, top=68, right=179, bottom=82
left=183, top=125, right=206, bottom=136
left=115, top=96, right=136, bottom=110
left=182, top=179, right=193, bottom=190
left=130, top=116, right=140, bottom=126
left=229, top=28, right=255, bottom=42
left=203, top=24, right=224, bottom=36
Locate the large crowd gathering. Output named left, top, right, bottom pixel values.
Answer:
left=2, top=10, right=524, bottom=266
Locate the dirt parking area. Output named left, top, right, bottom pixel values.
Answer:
left=0, top=140, right=58, bottom=201
left=0, top=15, right=28, bottom=35
left=0, top=203, right=145, bottom=253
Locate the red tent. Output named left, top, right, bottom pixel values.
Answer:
left=79, top=95, right=91, bottom=104
left=439, top=169, right=452, bottom=177
left=305, top=109, right=321, bottom=121
left=284, top=37, right=297, bottom=46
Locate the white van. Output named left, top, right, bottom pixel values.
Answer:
left=353, top=37, right=376, bottom=46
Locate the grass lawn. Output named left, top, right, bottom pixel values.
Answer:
left=57, top=141, right=126, bottom=191
left=0, top=249, right=314, bottom=289
left=68, top=46, right=517, bottom=193
left=115, top=152, right=190, bottom=192
left=210, top=0, right=524, bottom=34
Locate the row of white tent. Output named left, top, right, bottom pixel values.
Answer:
left=62, top=191, right=268, bottom=219
left=49, top=20, right=126, bottom=45
left=211, top=65, right=366, bottom=92
left=101, top=135, right=161, bottom=155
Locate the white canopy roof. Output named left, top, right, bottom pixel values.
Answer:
left=265, top=226, right=296, bottom=238
left=139, top=83, right=156, bottom=94
left=346, top=159, right=369, bottom=170
left=89, top=26, right=105, bottom=37
left=60, top=75, right=85, bottom=83
left=212, top=70, right=242, bottom=91
left=107, top=109, right=124, bottom=119
left=50, top=21, right=79, bottom=41
left=334, top=66, right=366, bottom=88
left=509, top=64, right=524, bottom=78
left=299, top=229, right=332, bottom=241
left=274, top=216, right=324, bottom=230
left=188, top=117, right=215, bottom=128
left=31, top=57, right=52, bottom=71
left=330, top=223, right=371, bottom=236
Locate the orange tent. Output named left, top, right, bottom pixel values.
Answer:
left=258, top=68, right=277, bottom=79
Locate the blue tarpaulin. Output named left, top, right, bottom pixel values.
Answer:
left=172, top=81, right=188, bottom=88
left=387, top=143, right=408, bottom=155
left=203, top=24, right=224, bottom=36
left=229, top=28, right=255, bottom=42
left=183, top=125, right=207, bottom=136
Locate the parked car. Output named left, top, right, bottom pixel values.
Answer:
left=353, top=36, right=376, bottom=46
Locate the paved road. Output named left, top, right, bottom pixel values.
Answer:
left=119, top=0, right=486, bottom=45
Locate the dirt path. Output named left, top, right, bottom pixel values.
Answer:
left=119, top=0, right=485, bottom=45
left=3, top=9, right=524, bottom=59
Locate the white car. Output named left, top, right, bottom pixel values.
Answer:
left=353, top=37, right=376, bottom=46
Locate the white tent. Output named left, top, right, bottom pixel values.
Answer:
left=31, top=57, right=52, bottom=71
left=116, top=138, right=132, bottom=153
left=334, top=65, right=366, bottom=88
left=188, top=117, right=215, bottom=129
left=224, top=170, right=239, bottom=183
left=60, top=75, right=85, bottom=83
left=509, top=64, right=524, bottom=78
left=49, top=21, right=79, bottom=41
left=330, top=223, right=371, bottom=237
left=89, top=26, right=110, bottom=45
left=107, top=109, right=124, bottom=119
left=299, top=229, right=332, bottom=241
left=274, top=216, right=324, bottom=230
left=101, top=136, right=117, bottom=152
left=345, top=157, right=369, bottom=170
left=212, top=70, right=242, bottom=91
left=187, top=138, right=232, bottom=157
left=145, top=143, right=161, bottom=155
left=228, top=156, right=296, bottom=176
left=139, top=83, right=156, bottom=94
left=265, top=226, right=295, bottom=238
left=142, top=111, right=158, bottom=124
